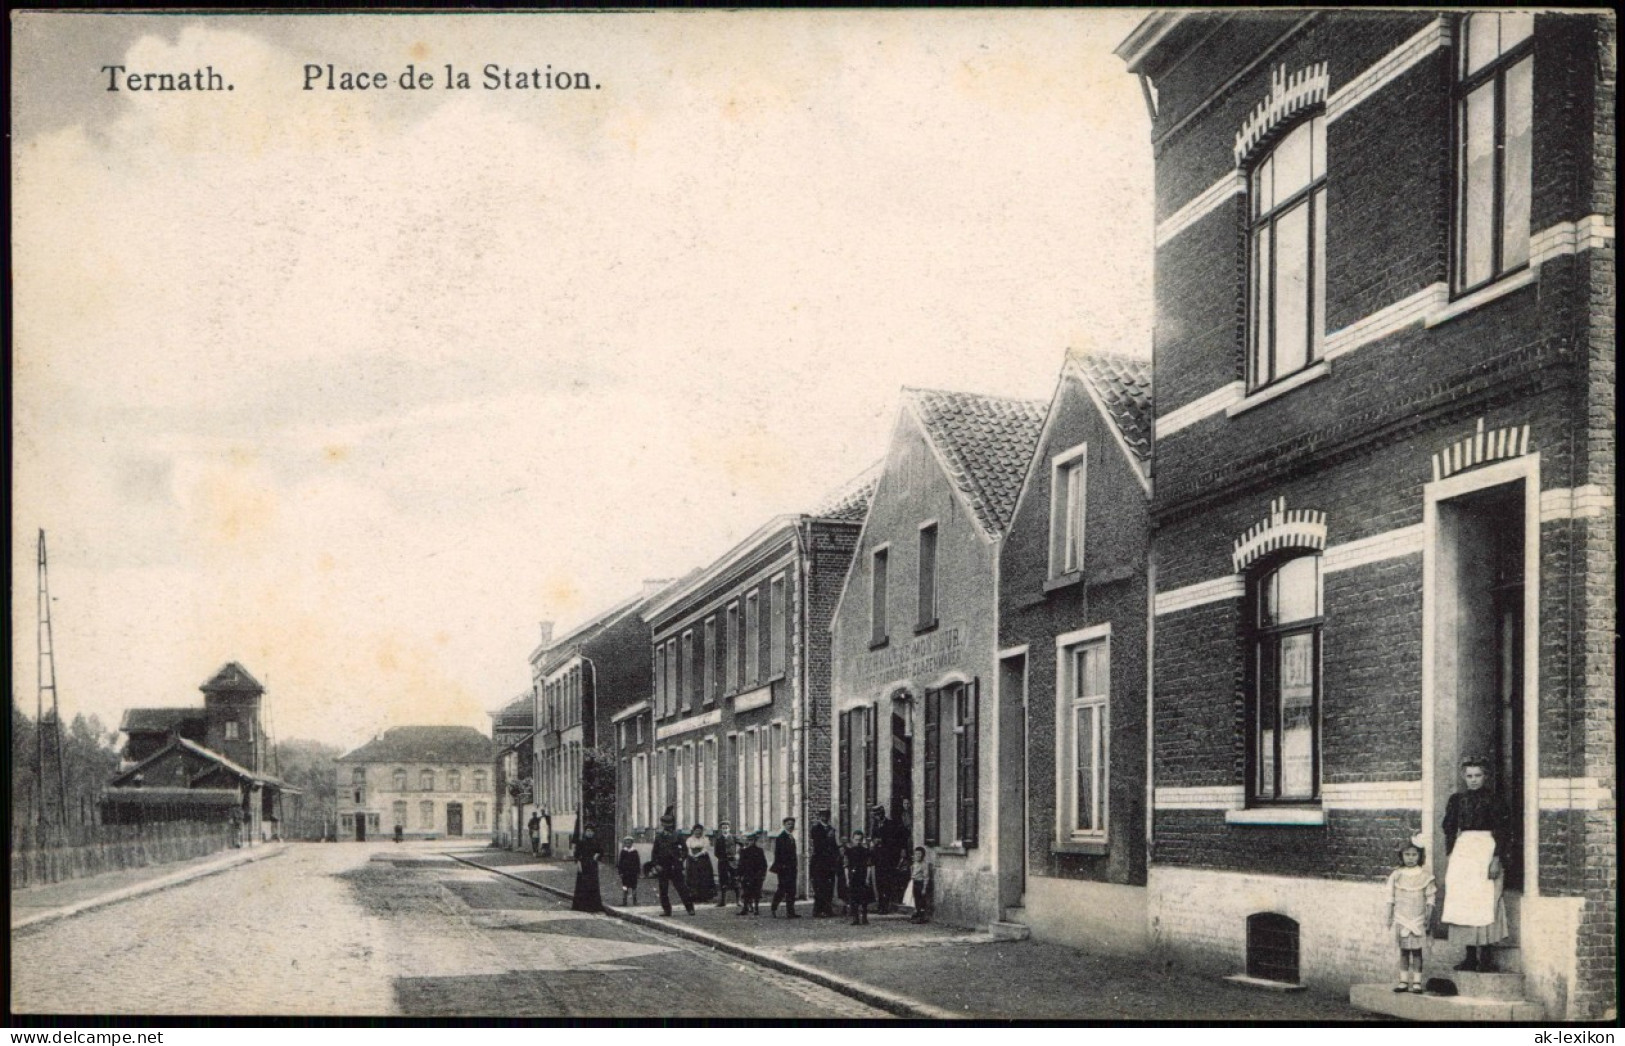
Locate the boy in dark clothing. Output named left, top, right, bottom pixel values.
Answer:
left=616, top=836, right=642, bottom=906
left=736, top=831, right=769, bottom=916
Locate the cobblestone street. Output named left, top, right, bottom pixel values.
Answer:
left=10, top=842, right=885, bottom=1018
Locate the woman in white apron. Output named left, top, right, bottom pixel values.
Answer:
left=1441, top=760, right=1511, bottom=972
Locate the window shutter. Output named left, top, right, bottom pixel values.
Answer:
left=838, top=710, right=852, bottom=838
left=961, top=679, right=980, bottom=848
left=923, top=689, right=940, bottom=845
left=864, top=702, right=878, bottom=830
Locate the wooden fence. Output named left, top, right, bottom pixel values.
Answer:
left=10, top=818, right=239, bottom=890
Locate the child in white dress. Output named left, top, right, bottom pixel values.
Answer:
left=1386, top=841, right=1437, bottom=993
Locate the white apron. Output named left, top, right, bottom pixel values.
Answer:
left=1442, top=830, right=1505, bottom=939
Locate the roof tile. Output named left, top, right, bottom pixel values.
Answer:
left=905, top=388, right=1048, bottom=537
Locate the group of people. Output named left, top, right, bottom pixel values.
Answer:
left=621, top=808, right=801, bottom=917
left=1384, top=758, right=1514, bottom=994
left=808, top=807, right=932, bottom=925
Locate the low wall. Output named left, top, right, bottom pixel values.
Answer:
left=1025, top=876, right=1149, bottom=956
left=10, top=820, right=237, bottom=889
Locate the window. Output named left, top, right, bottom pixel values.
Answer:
left=420, top=769, right=435, bottom=791
left=352, top=767, right=367, bottom=787
left=703, top=616, right=717, bottom=703
left=744, top=592, right=761, bottom=685
left=724, top=603, right=739, bottom=692
left=665, top=639, right=678, bottom=715
left=769, top=575, right=787, bottom=677
left=703, top=738, right=718, bottom=827
left=1058, top=631, right=1110, bottom=842
left=870, top=547, right=890, bottom=646
left=1250, top=555, right=1322, bottom=802
left=923, top=695, right=940, bottom=844
left=393, top=768, right=407, bottom=791
left=473, top=770, right=486, bottom=792
left=1455, top=12, right=1534, bottom=294
left=392, top=800, right=407, bottom=827
left=917, top=524, right=938, bottom=628
left=633, top=752, right=648, bottom=827
left=655, top=644, right=667, bottom=715
left=680, top=630, right=695, bottom=710
left=419, top=801, right=434, bottom=828
left=224, top=721, right=239, bottom=741
left=1050, top=446, right=1088, bottom=576
left=448, top=770, right=461, bottom=792
left=367, top=813, right=380, bottom=831
left=732, top=733, right=746, bottom=827
left=955, top=683, right=980, bottom=848
left=1248, top=114, right=1327, bottom=390
left=474, top=803, right=487, bottom=827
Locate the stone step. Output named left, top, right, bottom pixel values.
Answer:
left=1350, top=983, right=1543, bottom=1022
left=989, top=920, right=1031, bottom=941
left=1001, top=905, right=1028, bottom=925
left=1443, top=970, right=1529, bottom=1001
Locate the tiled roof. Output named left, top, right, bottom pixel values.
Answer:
left=1066, top=348, right=1154, bottom=466
left=905, top=388, right=1048, bottom=538
left=199, top=661, right=263, bottom=693
left=120, top=707, right=204, bottom=734
left=811, top=463, right=881, bottom=522
left=338, top=725, right=493, bottom=765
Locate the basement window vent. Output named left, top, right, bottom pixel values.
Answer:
left=1246, top=913, right=1300, bottom=985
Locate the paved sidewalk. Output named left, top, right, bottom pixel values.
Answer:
left=11, top=841, right=287, bottom=932
left=455, top=847, right=1377, bottom=1021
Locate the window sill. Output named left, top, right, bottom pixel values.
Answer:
left=869, top=637, right=890, bottom=651
left=914, top=619, right=939, bottom=636
left=1224, top=807, right=1326, bottom=827
left=1044, top=571, right=1083, bottom=593
left=1226, top=361, right=1330, bottom=418
left=1424, top=269, right=1536, bottom=329
left=931, top=843, right=969, bottom=857
left=1053, top=839, right=1109, bottom=856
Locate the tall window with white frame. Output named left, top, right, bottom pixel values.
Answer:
left=1050, top=446, right=1088, bottom=577
left=1058, top=633, right=1109, bottom=843
left=744, top=592, right=761, bottom=686
left=1248, top=113, right=1327, bottom=391
left=917, top=523, right=938, bottom=629
left=725, top=602, right=739, bottom=693
left=1250, top=554, right=1323, bottom=803
left=769, top=575, right=787, bottom=677
left=870, top=547, right=890, bottom=646
left=703, top=616, right=717, bottom=703
left=1455, top=11, right=1534, bottom=295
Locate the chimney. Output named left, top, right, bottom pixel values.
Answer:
left=538, top=621, right=555, bottom=647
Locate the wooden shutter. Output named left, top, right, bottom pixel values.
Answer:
left=863, top=702, right=878, bottom=830
left=960, top=679, right=980, bottom=849
left=923, top=688, right=940, bottom=845
left=838, top=710, right=852, bottom=838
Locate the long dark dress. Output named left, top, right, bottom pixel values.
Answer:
left=844, top=843, right=874, bottom=906
left=685, top=840, right=717, bottom=902
left=571, top=831, right=603, bottom=912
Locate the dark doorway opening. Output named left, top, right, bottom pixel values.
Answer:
left=890, top=710, right=913, bottom=835
left=447, top=803, right=464, bottom=838
left=1246, top=912, right=1300, bottom=984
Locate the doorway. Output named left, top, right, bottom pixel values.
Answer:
left=354, top=814, right=366, bottom=842
left=890, top=708, right=913, bottom=833
left=447, top=803, right=464, bottom=838
left=1432, top=479, right=1526, bottom=896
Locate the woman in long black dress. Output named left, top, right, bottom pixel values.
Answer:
left=571, top=820, right=604, bottom=913
left=684, top=824, right=717, bottom=903
left=844, top=830, right=874, bottom=925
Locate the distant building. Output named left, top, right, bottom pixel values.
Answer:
left=633, top=471, right=871, bottom=875
left=830, top=388, right=1046, bottom=929
left=336, top=726, right=493, bottom=841
left=997, top=348, right=1154, bottom=953
left=103, top=662, right=295, bottom=841
left=489, top=689, right=537, bottom=849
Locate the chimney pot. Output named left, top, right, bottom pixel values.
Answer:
left=538, top=621, right=555, bottom=646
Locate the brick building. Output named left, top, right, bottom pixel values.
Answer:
left=531, top=583, right=665, bottom=854
left=1119, top=11, right=1614, bottom=1018
left=996, top=349, right=1154, bottom=954
left=633, top=475, right=870, bottom=878
left=336, top=726, right=493, bottom=841
left=103, top=662, right=294, bottom=841
left=489, top=688, right=536, bottom=849
left=830, top=388, right=1045, bottom=929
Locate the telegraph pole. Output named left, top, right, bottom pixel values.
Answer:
left=36, top=530, right=68, bottom=826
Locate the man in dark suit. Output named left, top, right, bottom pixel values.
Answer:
left=809, top=809, right=840, bottom=917
left=650, top=807, right=695, bottom=916
left=770, top=816, right=800, bottom=918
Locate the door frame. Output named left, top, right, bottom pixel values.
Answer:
left=446, top=802, right=464, bottom=838
left=1421, top=453, right=1541, bottom=897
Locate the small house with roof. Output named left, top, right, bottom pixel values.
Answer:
left=103, top=662, right=295, bottom=841
left=489, top=689, right=537, bottom=850
left=336, top=726, right=494, bottom=841
left=997, top=348, right=1154, bottom=953
left=830, top=387, right=1046, bottom=930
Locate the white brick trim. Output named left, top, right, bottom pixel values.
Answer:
left=1155, top=381, right=1245, bottom=440
left=1324, top=284, right=1448, bottom=359
left=1322, top=780, right=1424, bottom=809
left=1154, top=172, right=1245, bottom=248
left=655, top=707, right=722, bottom=741
left=1323, top=525, right=1424, bottom=574
left=1153, top=785, right=1245, bottom=810
left=1537, top=777, right=1614, bottom=811
left=1539, top=485, right=1614, bottom=522
left=1326, top=17, right=1450, bottom=123
left=1530, top=215, right=1616, bottom=267
left=1153, top=575, right=1244, bottom=617
left=1234, top=62, right=1330, bottom=166
left=1231, top=497, right=1327, bottom=573
left=1432, top=418, right=1532, bottom=482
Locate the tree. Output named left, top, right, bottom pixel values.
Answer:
left=273, top=738, right=342, bottom=840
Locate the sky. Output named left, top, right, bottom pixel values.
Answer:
left=11, top=11, right=1154, bottom=753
